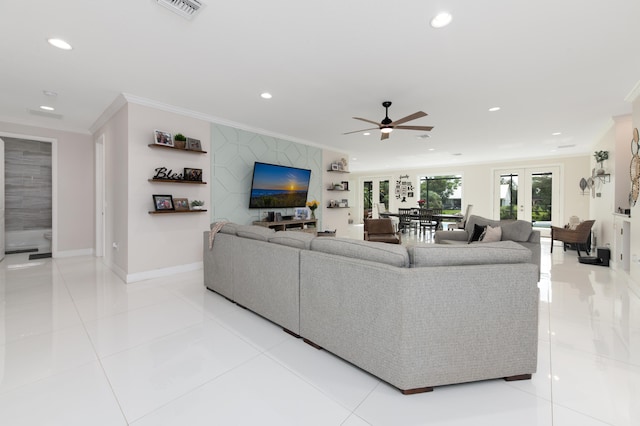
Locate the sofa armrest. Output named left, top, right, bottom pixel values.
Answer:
left=434, top=230, right=469, bottom=244
left=528, top=229, right=540, bottom=244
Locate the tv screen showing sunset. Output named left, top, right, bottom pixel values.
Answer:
left=249, top=162, right=311, bottom=208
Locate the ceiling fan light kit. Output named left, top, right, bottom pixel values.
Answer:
left=344, top=101, right=433, bottom=140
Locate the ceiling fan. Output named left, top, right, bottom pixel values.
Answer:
left=344, top=101, right=433, bottom=140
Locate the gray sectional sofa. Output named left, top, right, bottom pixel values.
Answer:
left=203, top=222, right=539, bottom=394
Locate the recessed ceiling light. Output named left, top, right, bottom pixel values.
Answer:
left=352, top=157, right=357, bottom=161
left=47, top=38, right=72, bottom=50
left=43, top=90, right=58, bottom=97
left=363, top=132, right=370, bottom=136
left=452, top=153, right=462, bottom=156
left=260, top=92, right=272, bottom=99
left=428, top=148, right=435, bottom=151
left=488, top=107, right=501, bottom=112
left=430, top=12, right=452, bottom=28
left=39, top=105, right=55, bottom=111
left=552, top=132, right=562, bottom=136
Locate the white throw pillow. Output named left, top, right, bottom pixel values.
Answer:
left=480, top=225, right=502, bottom=243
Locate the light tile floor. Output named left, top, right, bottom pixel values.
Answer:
left=1, top=235, right=639, bottom=425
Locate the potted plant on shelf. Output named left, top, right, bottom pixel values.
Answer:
left=191, top=200, right=205, bottom=210
left=594, top=150, right=608, bottom=175
left=417, top=199, right=426, bottom=207
left=306, top=200, right=319, bottom=219
left=174, top=133, right=187, bottom=149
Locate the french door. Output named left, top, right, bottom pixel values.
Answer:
left=362, top=177, right=390, bottom=222
left=493, top=167, right=560, bottom=237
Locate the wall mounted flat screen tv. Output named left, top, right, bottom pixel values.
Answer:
left=249, top=162, right=312, bottom=209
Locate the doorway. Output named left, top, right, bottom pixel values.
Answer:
left=362, top=176, right=390, bottom=222
left=0, top=133, right=57, bottom=257
left=493, top=166, right=561, bottom=237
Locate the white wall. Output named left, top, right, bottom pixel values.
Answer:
left=630, top=97, right=640, bottom=286
left=0, top=121, right=94, bottom=254
left=352, top=155, right=590, bottom=225
left=589, top=116, right=631, bottom=250
left=94, top=105, right=129, bottom=275
left=322, top=150, right=351, bottom=235
left=126, top=104, right=211, bottom=278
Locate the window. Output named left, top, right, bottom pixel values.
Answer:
left=419, top=175, right=462, bottom=213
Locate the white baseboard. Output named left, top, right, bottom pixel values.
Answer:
left=125, top=261, right=203, bottom=283
left=54, top=248, right=94, bottom=258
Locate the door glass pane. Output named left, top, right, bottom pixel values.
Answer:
left=363, top=181, right=372, bottom=219
left=379, top=180, right=389, bottom=210
left=500, top=174, right=518, bottom=219
left=531, top=172, right=552, bottom=229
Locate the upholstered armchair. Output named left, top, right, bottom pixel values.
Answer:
left=551, top=220, right=595, bottom=256
left=364, top=218, right=402, bottom=244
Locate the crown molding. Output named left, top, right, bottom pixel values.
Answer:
left=625, top=79, right=640, bottom=103
left=89, top=94, right=128, bottom=134
left=119, top=93, right=330, bottom=150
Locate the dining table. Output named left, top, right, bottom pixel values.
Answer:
left=384, top=210, right=463, bottom=230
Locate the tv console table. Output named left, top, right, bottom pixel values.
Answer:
left=253, top=219, right=317, bottom=234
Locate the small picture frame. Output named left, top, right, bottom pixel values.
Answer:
left=294, top=207, right=310, bottom=220
left=173, top=198, right=189, bottom=211
left=331, top=163, right=339, bottom=171
left=153, top=194, right=174, bottom=211
left=186, top=137, right=202, bottom=151
left=154, top=130, right=173, bottom=147
left=184, top=168, right=203, bottom=182
left=341, top=181, right=349, bottom=191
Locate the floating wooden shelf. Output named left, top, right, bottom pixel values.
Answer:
left=326, top=169, right=350, bottom=173
left=148, top=209, right=208, bottom=215
left=148, top=144, right=207, bottom=154
left=148, top=179, right=206, bottom=184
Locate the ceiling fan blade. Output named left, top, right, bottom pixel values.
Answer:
left=393, top=125, right=434, bottom=131
left=343, top=127, right=379, bottom=135
left=390, top=111, right=427, bottom=126
left=353, top=117, right=382, bottom=126
left=381, top=132, right=390, bottom=141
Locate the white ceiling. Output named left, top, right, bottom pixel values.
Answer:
left=2, top=0, right=640, bottom=172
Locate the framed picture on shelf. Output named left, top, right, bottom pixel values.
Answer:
left=184, top=168, right=203, bottom=181
left=154, top=130, right=173, bottom=147
left=186, top=137, right=202, bottom=151
left=153, top=194, right=174, bottom=211
left=294, top=207, right=310, bottom=220
left=173, top=198, right=189, bottom=211
left=341, top=181, right=349, bottom=190
left=331, top=163, right=339, bottom=171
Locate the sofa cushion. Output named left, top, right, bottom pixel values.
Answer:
left=310, top=237, right=410, bottom=267
left=236, top=225, right=275, bottom=241
left=469, top=224, right=486, bottom=243
left=210, top=222, right=239, bottom=235
left=480, top=225, right=502, bottom=242
left=408, top=241, right=531, bottom=267
left=269, top=231, right=315, bottom=250
left=500, top=220, right=533, bottom=242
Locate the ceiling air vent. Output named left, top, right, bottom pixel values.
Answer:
left=156, top=0, right=204, bottom=20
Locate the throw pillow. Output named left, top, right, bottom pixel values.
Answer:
left=468, top=224, right=486, bottom=243
left=480, top=225, right=502, bottom=242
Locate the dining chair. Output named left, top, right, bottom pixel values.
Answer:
left=398, top=208, right=417, bottom=234
left=418, top=208, right=437, bottom=239
left=448, top=204, right=473, bottom=230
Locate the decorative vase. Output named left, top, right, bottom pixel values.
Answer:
left=174, top=140, right=186, bottom=149
left=311, top=210, right=316, bottom=219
